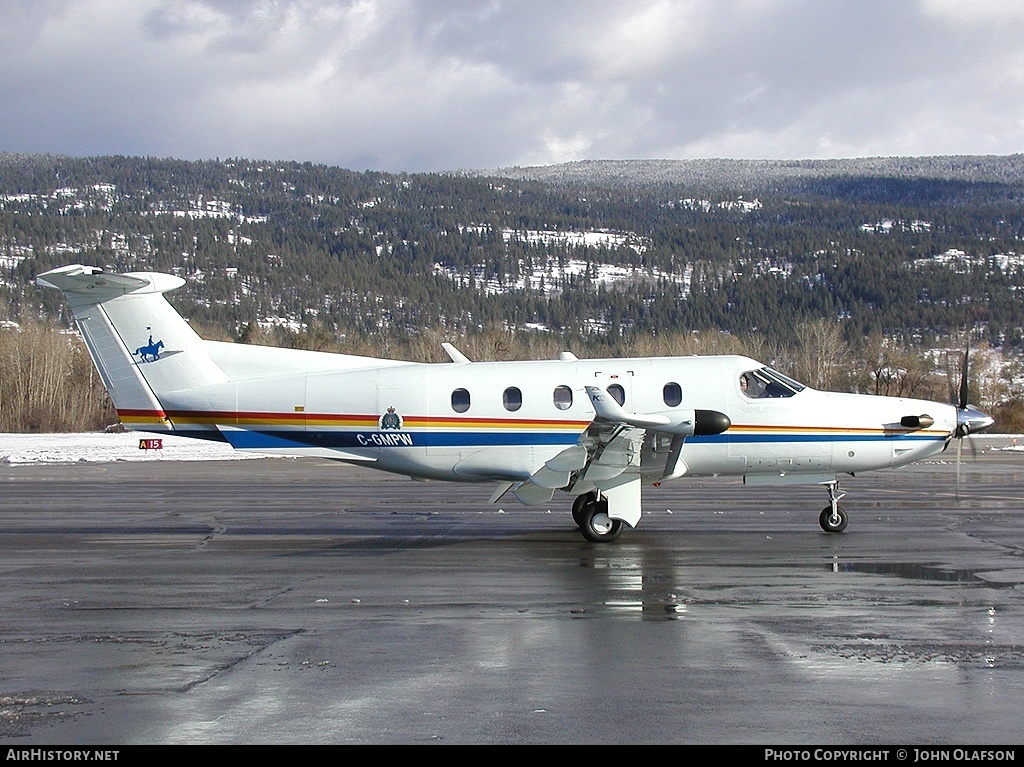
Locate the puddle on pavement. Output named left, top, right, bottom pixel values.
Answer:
left=827, top=559, right=1020, bottom=586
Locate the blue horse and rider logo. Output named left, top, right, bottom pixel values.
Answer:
left=134, top=333, right=164, bottom=362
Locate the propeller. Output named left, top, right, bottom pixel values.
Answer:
left=948, top=344, right=995, bottom=503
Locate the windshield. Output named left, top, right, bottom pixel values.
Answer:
left=739, top=367, right=806, bottom=399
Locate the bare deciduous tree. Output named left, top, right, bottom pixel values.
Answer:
left=0, top=320, right=114, bottom=432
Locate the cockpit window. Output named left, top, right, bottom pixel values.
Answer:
left=739, top=367, right=805, bottom=399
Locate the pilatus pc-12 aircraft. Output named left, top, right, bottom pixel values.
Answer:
left=39, top=264, right=994, bottom=542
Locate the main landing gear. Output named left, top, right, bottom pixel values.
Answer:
left=572, top=491, right=623, bottom=543
left=819, top=481, right=849, bottom=533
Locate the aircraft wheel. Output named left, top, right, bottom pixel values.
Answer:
left=819, top=505, right=849, bottom=533
left=572, top=492, right=596, bottom=527
left=579, top=499, right=623, bottom=543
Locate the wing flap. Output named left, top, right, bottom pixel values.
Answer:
left=513, top=481, right=556, bottom=506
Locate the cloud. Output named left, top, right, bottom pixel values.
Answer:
left=1, top=0, right=1023, bottom=171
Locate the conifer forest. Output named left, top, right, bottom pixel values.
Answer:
left=2, top=152, right=1023, bottom=432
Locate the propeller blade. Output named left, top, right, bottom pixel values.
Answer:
left=956, top=431, right=963, bottom=506
left=958, top=344, right=970, bottom=410
left=948, top=342, right=992, bottom=502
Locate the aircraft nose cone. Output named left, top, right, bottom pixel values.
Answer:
left=958, top=404, right=995, bottom=435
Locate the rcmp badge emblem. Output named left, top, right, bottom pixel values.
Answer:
left=379, top=407, right=402, bottom=430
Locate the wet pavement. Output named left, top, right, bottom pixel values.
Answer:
left=1, top=441, right=1022, bottom=744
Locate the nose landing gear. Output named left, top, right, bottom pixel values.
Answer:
left=819, top=482, right=848, bottom=533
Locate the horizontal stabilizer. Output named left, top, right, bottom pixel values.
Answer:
left=37, top=264, right=183, bottom=307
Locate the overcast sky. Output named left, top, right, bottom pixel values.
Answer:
left=2, top=0, right=1023, bottom=172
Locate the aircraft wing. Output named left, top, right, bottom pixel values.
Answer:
left=510, top=386, right=730, bottom=527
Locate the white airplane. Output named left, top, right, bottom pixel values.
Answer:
left=38, top=264, right=994, bottom=542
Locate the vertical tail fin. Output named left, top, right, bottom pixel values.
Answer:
left=37, top=264, right=228, bottom=434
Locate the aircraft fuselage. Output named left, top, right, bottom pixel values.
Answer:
left=138, top=352, right=957, bottom=485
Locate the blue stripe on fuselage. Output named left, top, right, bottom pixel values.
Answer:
left=218, top=429, right=946, bottom=451
left=222, top=430, right=582, bottom=450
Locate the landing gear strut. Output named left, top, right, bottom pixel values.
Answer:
left=819, top=482, right=848, bottom=533
left=572, top=491, right=623, bottom=543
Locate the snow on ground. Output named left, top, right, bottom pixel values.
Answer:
left=0, top=432, right=259, bottom=465
left=0, top=432, right=1021, bottom=466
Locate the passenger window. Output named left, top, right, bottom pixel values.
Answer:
left=663, top=382, right=682, bottom=407
left=503, top=386, right=522, bottom=412
left=607, top=383, right=625, bottom=406
left=451, top=388, right=470, bottom=413
left=553, top=385, right=573, bottom=410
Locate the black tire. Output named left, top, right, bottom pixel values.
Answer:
left=819, top=505, right=849, bottom=533
left=572, top=492, right=595, bottom=527
left=579, top=499, right=624, bottom=543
